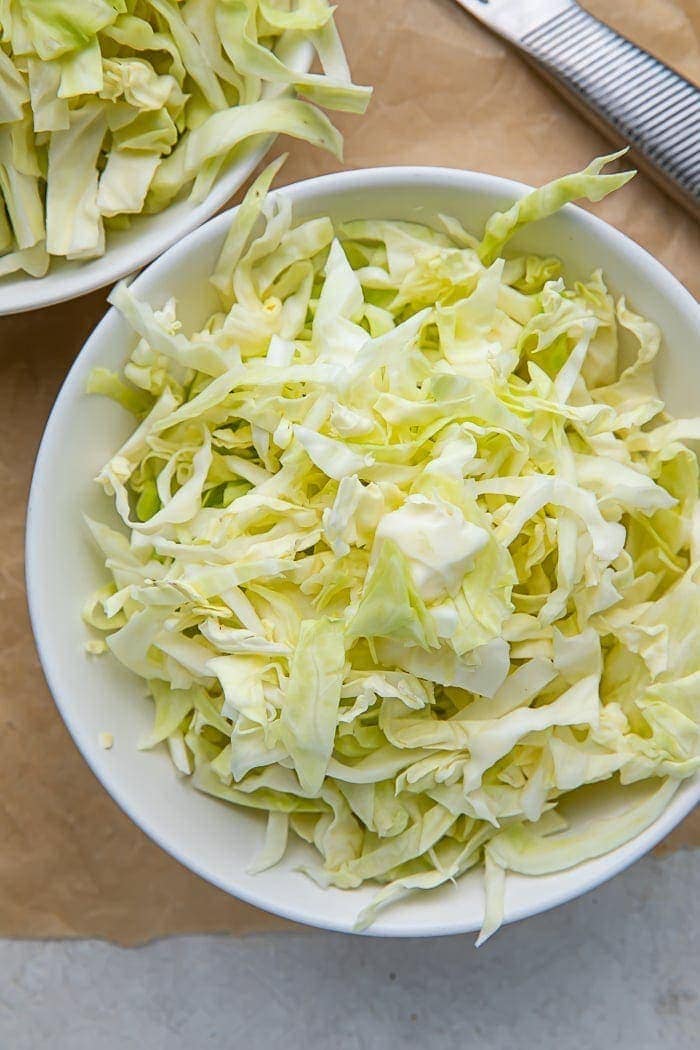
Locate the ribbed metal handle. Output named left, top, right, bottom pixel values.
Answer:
left=521, top=3, right=700, bottom=219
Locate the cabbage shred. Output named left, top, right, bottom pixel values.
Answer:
left=0, top=0, right=369, bottom=277
left=85, top=154, right=700, bottom=940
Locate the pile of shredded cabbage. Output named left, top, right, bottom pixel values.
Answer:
left=85, top=153, right=700, bottom=941
left=0, top=0, right=368, bottom=277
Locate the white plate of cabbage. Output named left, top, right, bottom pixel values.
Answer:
left=27, top=155, right=700, bottom=940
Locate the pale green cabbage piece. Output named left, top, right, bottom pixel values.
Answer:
left=0, top=0, right=369, bottom=276
left=85, top=154, right=699, bottom=942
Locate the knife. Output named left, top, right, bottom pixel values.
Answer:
left=452, top=0, right=700, bottom=220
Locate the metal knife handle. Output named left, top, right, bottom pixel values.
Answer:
left=521, top=3, right=700, bottom=219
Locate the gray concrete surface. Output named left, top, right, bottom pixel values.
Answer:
left=0, top=850, right=697, bottom=1049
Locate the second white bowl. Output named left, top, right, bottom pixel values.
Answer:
left=0, top=40, right=312, bottom=317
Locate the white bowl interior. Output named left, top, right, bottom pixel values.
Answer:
left=0, top=38, right=313, bottom=317
left=27, top=168, right=700, bottom=937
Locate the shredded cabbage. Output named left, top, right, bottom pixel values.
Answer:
left=85, top=153, right=700, bottom=941
left=0, top=0, right=369, bottom=276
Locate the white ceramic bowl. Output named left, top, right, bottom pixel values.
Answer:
left=27, top=167, right=700, bottom=938
left=0, top=40, right=312, bottom=317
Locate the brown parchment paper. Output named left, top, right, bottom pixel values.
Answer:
left=0, top=0, right=697, bottom=946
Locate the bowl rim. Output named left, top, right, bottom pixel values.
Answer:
left=26, top=164, right=700, bottom=938
left=0, top=40, right=314, bottom=318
